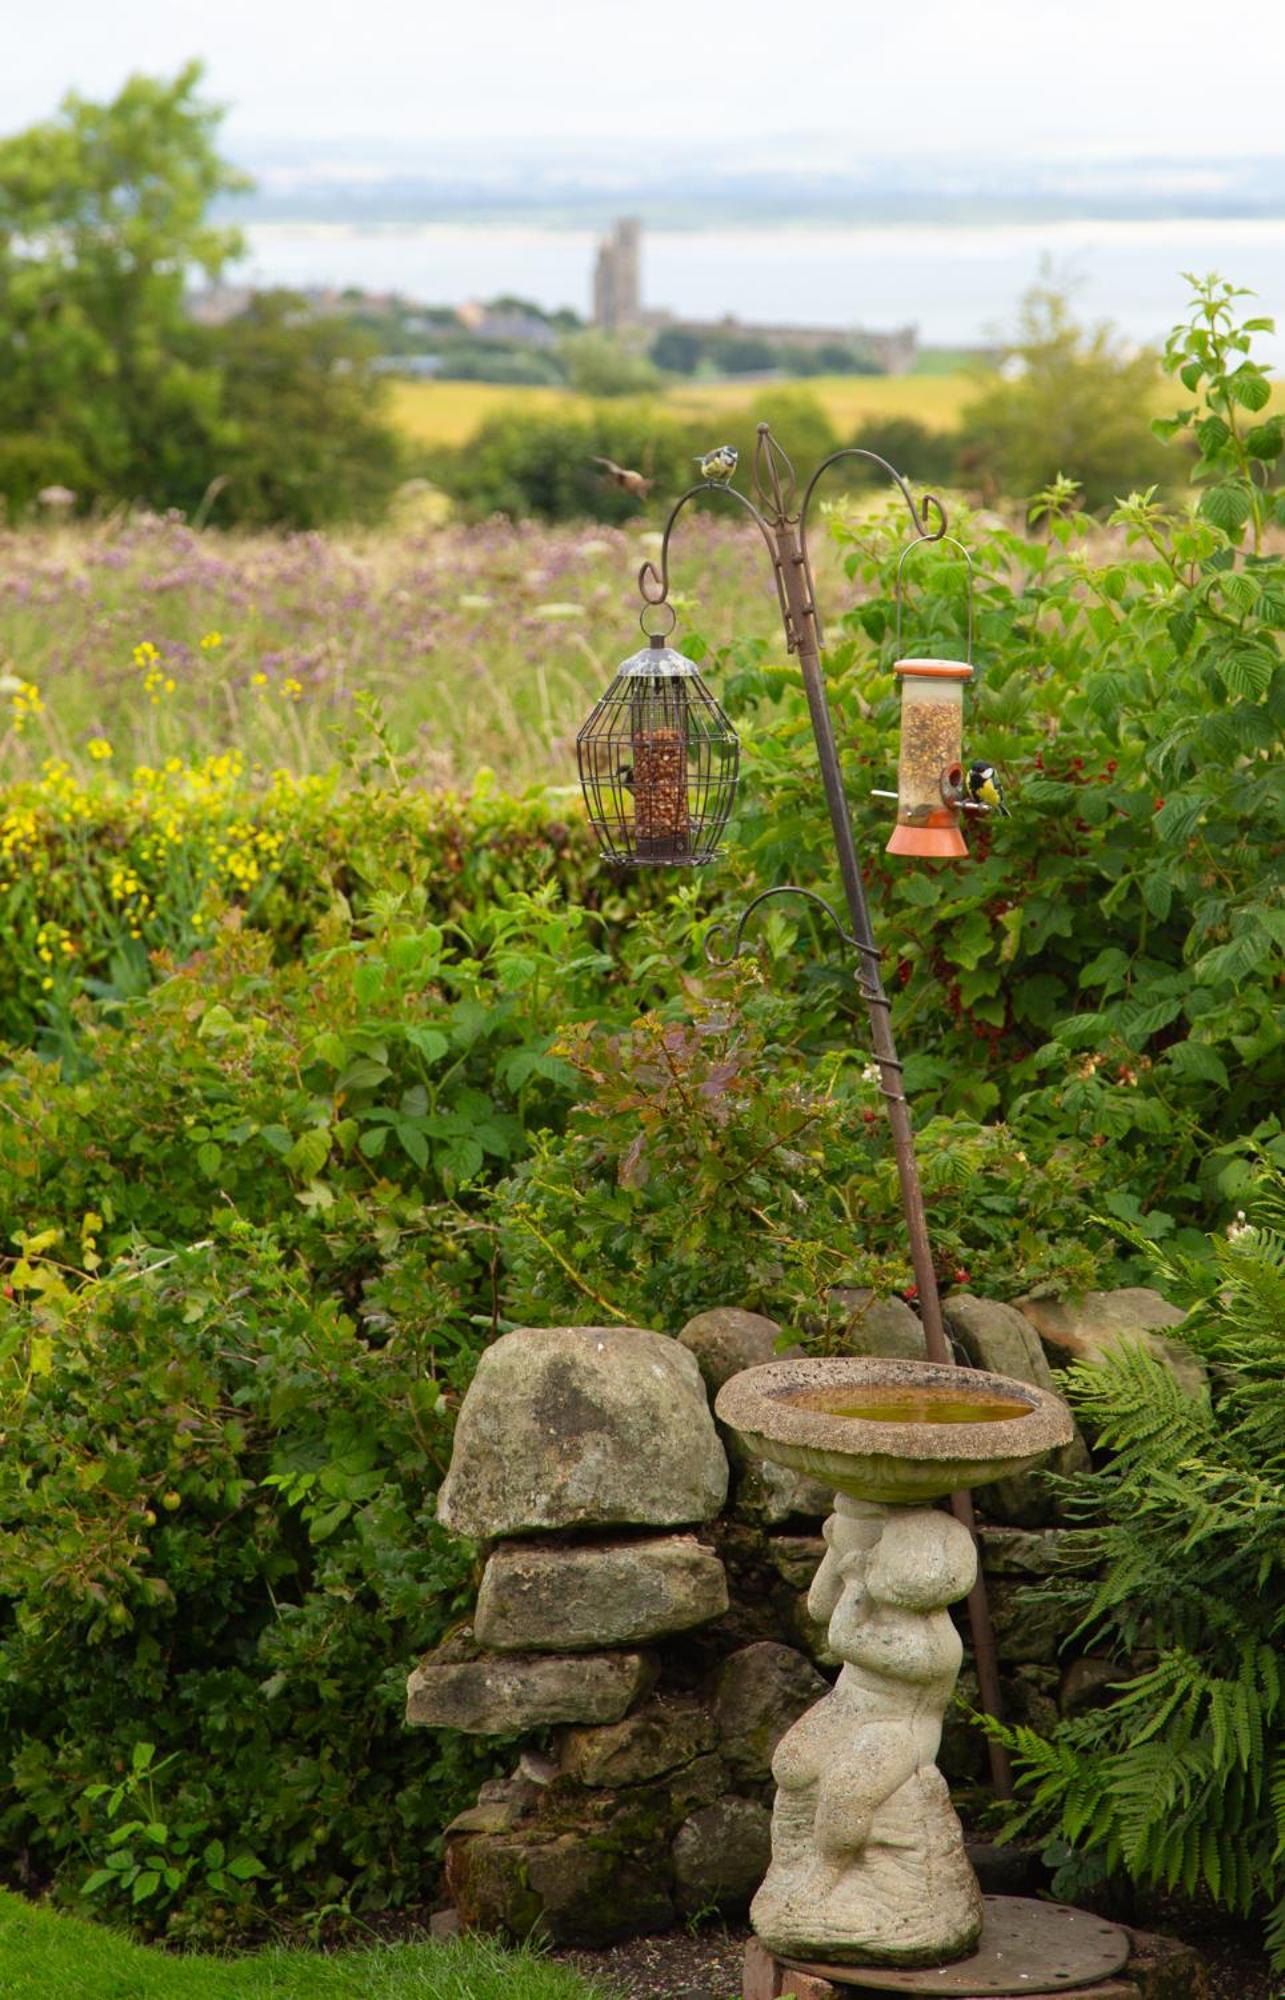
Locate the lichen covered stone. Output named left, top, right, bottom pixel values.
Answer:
left=405, top=1641, right=651, bottom=1733
left=437, top=1325, right=728, bottom=1540
left=474, top=1535, right=728, bottom=1652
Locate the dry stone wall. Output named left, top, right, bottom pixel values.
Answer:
left=406, top=1292, right=1196, bottom=1946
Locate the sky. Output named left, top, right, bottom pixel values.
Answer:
left=8, top=0, right=1285, bottom=161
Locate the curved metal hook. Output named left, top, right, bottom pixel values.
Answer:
left=800, top=447, right=948, bottom=548
left=895, top=533, right=975, bottom=664
left=704, top=884, right=882, bottom=972
left=638, top=478, right=788, bottom=631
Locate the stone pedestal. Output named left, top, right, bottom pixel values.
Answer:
left=751, top=1497, right=983, bottom=1967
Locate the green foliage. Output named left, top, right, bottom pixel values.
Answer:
left=498, top=981, right=1103, bottom=1332
left=0, top=894, right=618, bottom=1936
left=703, top=276, right=1284, bottom=1246
left=435, top=403, right=692, bottom=522
left=0, top=70, right=404, bottom=527
left=0, top=64, right=243, bottom=511
left=1158, top=272, right=1284, bottom=554
left=556, top=331, right=662, bottom=398
left=195, top=294, right=405, bottom=527
left=956, top=283, right=1174, bottom=510
left=0, top=1887, right=602, bottom=1999
left=435, top=388, right=838, bottom=523
left=841, top=416, right=959, bottom=489
left=989, top=1175, right=1285, bottom=1963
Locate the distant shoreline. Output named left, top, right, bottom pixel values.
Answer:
left=228, top=216, right=1285, bottom=359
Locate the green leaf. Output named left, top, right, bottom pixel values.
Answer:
left=353, top=960, right=385, bottom=1005
left=131, top=1871, right=161, bottom=1903
left=284, top=1128, right=331, bottom=1180
left=404, top=1026, right=448, bottom=1063
left=195, top=1141, right=222, bottom=1179
left=335, top=1055, right=391, bottom=1094
left=396, top=1122, right=429, bottom=1169
left=1213, top=644, right=1275, bottom=700
left=1141, top=873, right=1173, bottom=922
left=358, top=1125, right=388, bottom=1159
left=80, top=1870, right=117, bottom=1896
left=227, top=1852, right=266, bottom=1880
left=1165, top=1041, right=1229, bottom=1089
left=1199, top=482, right=1253, bottom=533
left=1153, top=794, right=1209, bottom=844
left=1243, top=418, right=1283, bottom=462
left=1226, top=366, right=1271, bottom=412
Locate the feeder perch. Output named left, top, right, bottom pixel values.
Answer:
left=885, top=658, right=974, bottom=858
left=576, top=632, right=739, bottom=866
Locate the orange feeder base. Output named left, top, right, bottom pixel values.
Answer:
left=886, top=812, right=968, bottom=859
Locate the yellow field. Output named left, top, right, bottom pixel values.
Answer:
left=391, top=370, right=1285, bottom=453
left=390, top=372, right=977, bottom=449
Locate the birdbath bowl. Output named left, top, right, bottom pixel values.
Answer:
left=714, top=1357, right=1074, bottom=1971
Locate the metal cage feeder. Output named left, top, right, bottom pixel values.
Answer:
left=576, top=633, right=739, bottom=866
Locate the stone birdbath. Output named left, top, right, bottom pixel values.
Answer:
left=715, top=1355, right=1074, bottom=1972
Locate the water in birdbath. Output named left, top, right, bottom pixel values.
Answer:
left=783, top=1383, right=1031, bottom=1426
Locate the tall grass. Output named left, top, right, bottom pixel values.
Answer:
left=0, top=513, right=785, bottom=791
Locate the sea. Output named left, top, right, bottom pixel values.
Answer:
left=233, top=216, right=1285, bottom=359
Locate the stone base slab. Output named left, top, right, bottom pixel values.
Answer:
left=743, top=1898, right=1132, bottom=1995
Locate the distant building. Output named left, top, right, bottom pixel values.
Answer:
left=456, top=300, right=560, bottom=349
left=589, top=217, right=917, bottom=374
left=593, top=218, right=642, bottom=334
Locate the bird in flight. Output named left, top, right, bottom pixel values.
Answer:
left=591, top=456, right=652, bottom=497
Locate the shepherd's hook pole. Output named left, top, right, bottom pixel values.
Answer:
left=641, top=422, right=1012, bottom=1795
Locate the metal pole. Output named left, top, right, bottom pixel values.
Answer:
left=770, top=512, right=1015, bottom=1798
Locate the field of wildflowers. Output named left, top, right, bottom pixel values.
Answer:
left=0, top=512, right=784, bottom=793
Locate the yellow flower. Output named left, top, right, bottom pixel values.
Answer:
left=281, top=677, right=303, bottom=701
left=87, top=737, right=114, bottom=761
left=9, top=679, right=44, bottom=733
left=199, top=631, right=223, bottom=651
left=250, top=672, right=268, bottom=689
left=132, top=641, right=159, bottom=666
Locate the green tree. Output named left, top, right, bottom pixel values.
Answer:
left=956, top=284, right=1173, bottom=511
left=557, top=330, right=661, bottom=397
left=198, top=292, right=404, bottom=527
left=0, top=62, right=245, bottom=506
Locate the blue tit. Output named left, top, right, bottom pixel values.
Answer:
left=966, top=761, right=1009, bottom=816
left=695, top=444, right=739, bottom=483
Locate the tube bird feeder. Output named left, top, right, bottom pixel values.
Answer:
left=885, top=657, right=973, bottom=858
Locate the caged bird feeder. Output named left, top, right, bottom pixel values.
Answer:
left=576, top=614, right=739, bottom=866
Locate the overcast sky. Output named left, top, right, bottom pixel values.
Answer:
left=8, top=0, right=1284, bottom=159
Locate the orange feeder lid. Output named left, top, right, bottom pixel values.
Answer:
left=893, top=657, right=973, bottom=680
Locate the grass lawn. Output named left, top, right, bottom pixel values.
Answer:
left=0, top=1891, right=604, bottom=2000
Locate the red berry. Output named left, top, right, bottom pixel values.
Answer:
left=904, top=1284, right=919, bottom=1300
left=1106, top=759, right=1117, bottom=774
left=1153, top=797, right=1165, bottom=811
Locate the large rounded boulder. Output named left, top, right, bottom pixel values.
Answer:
left=437, top=1325, right=729, bottom=1541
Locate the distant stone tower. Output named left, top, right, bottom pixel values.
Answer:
left=593, top=218, right=641, bottom=332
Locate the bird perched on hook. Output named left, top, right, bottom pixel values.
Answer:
left=966, top=762, right=1010, bottom=816
left=590, top=456, right=652, bottom=498
left=695, top=444, right=739, bottom=484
